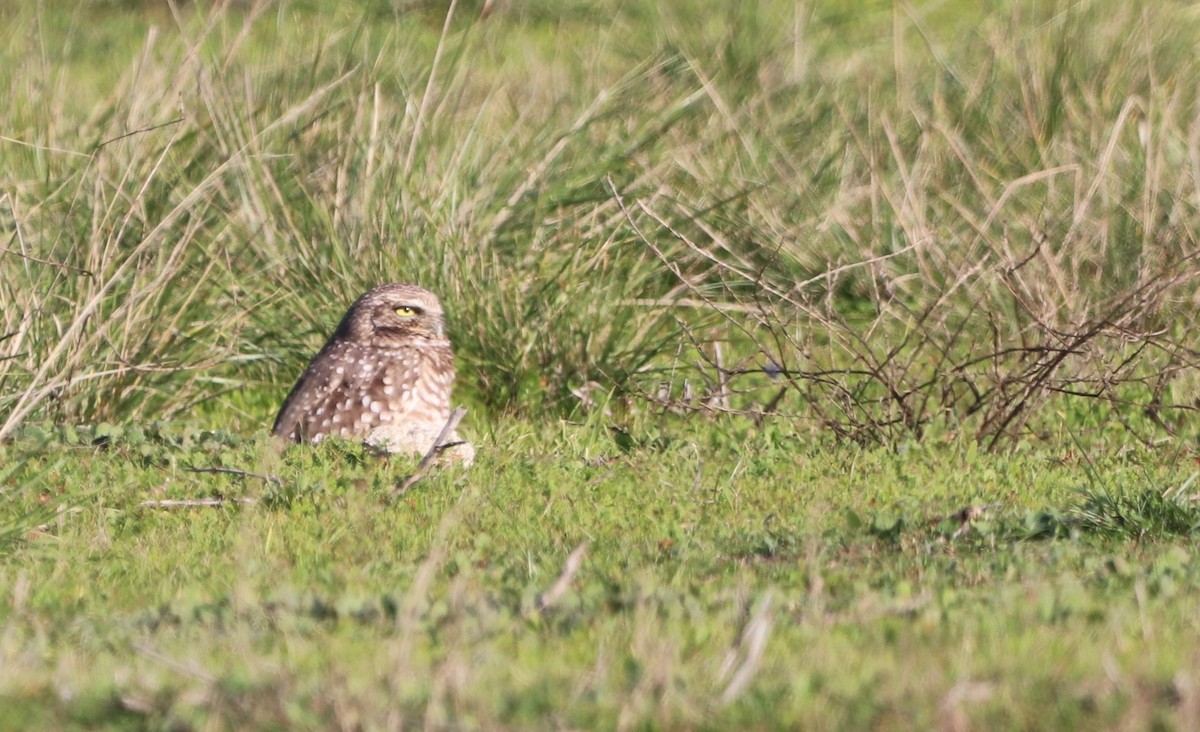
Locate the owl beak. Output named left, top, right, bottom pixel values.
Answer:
left=435, top=321, right=445, bottom=339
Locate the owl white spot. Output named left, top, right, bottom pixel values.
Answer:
left=382, top=375, right=393, bottom=386
left=360, top=412, right=374, bottom=424
left=331, top=414, right=342, bottom=424
left=383, top=385, right=395, bottom=396
left=315, top=407, right=325, bottom=416
left=361, top=395, right=372, bottom=408
left=380, top=413, right=393, bottom=422
left=335, top=367, right=344, bottom=375
left=369, top=401, right=383, bottom=413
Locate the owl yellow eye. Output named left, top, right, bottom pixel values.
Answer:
left=395, top=306, right=418, bottom=318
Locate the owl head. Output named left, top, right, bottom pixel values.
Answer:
left=333, top=283, right=448, bottom=348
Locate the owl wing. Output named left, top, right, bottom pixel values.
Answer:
left=271, top=341, right=362, bottom=442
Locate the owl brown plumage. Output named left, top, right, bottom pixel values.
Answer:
left=272, top=283, right=471, bottom=460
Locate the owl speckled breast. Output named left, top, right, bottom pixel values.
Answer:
left=272, top=283, right=472, bottom=463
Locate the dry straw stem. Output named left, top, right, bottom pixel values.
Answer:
left=535, top=541, right=589, bottom=612
left=718, top=590, right=775, bottom=705
left=403, top=0, right=459, bottom=178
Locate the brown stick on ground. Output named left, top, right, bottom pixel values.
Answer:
left=395, top=407, right=468, bottom=495
left=138, top=497, right=258, bottom=509
left=185, top=466, right=283, bottom=485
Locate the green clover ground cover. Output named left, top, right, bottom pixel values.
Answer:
left=4, top=420, right=1200, bottom=729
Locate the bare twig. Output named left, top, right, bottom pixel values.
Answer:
left=137, top=497, right=258, bottom=509
left=395, top=407, right=468, bottom=495
left=0, top=233, right=94, bottom=276
left=185, top=466, right=283, bottom=485
left=94, top=115, right=185, bottom=150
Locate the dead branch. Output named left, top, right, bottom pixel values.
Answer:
left=138, top=497, right=258, bottom=509
left=395, top=407, right=468, bottom=495
left=185, top=466, right=282, bottom=485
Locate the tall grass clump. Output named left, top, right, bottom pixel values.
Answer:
left=624, top=2, right=1200, bottom=446
left=0, top=1, right=699, bottom=435
left=2, top=0, right=1199, bottom=446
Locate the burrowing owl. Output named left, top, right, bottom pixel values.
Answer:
left=272, top=283, right=472, bottom=462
